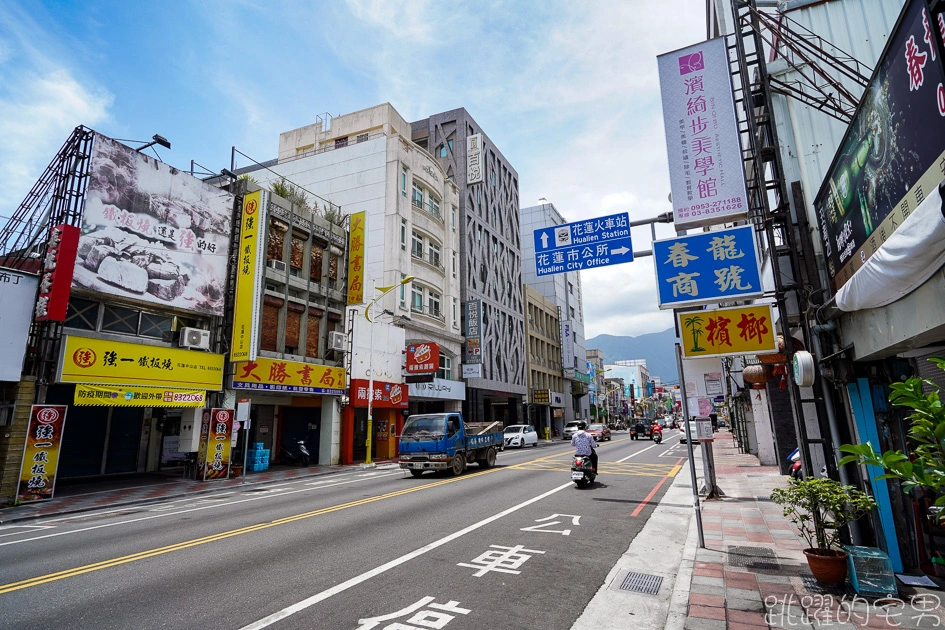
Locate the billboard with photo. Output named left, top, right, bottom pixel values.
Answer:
left=74, top=133, right=234, bottom=316
left=813, top=0, right=945, bottom=291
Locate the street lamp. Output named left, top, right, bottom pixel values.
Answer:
left=363, top=275, right=415, bottom=467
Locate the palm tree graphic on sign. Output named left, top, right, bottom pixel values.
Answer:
left=683, top=316, right=706, bottom=353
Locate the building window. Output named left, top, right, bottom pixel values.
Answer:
left=335, top=137, right=348, bottom=149
left=492, top=236, right=498, bottom=253
left=356, top=132, right=369, bottom=143
left=569, top=282, right=574, bottom=295
left=437, top=355, right=452, bottom=380
left=491, top=170, right=496, bottom=186
left=477, top=225, right=482, bottom=242
left=428, top=195, right=440, bottom=218
left=411, top=285, right=423, bottom=311
left=401, top=167, right=407, bottom=197
left=451, top=205, right=457, bottom=232
left=447, top=139, right=453, bottom=152
left=570, top=307, right=575, bottom=319
left=102, top=305, right=138, bottom=335
left=452, top=298, right=458, bottom=328
left=428, top=242, right=441, bottom=268
left=439, top=144, right=447, bottom=158
left=65, top=297, right=98, bottom=331
left=452, top=252, right=457, bottom=279
left=412, top=184, right=423, bottom=209
left=401, top=218, right=407, bottom=251
left=428, top=291, right=441, bottom=317
left=139, top=311, right=173, bottom=340
left=411, top=231, right=424, bottom=259
left=400, top=273, right=407, bottom=307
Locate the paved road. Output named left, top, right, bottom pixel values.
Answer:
left=0, top=433, right=690, bottom=630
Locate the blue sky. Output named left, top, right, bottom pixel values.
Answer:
left=0, top=0, right=705, bottom=339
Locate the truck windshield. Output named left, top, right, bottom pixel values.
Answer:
left=401, top=416, right=446, bottom=440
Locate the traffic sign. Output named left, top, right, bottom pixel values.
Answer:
left=533, top=212, right=633, bottom=277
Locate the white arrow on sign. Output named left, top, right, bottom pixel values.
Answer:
left=520, top=514, right=582, bottom=535
left=540, top=232, right=549, bottom=249
left=611, top=246, right=630, bottom=255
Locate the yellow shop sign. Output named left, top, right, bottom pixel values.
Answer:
left=678, top=304, right=777, bottom=359
left=74, top=385, right=206, bottom=407
left=59, top=335, right=225, bottom=390
left=232, top=356, right=345, bottom=395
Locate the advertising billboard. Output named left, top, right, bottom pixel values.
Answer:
left=406, top=342, right=440, bottom=374
left=0, top=269, right=38, bottom=381
left=232, top=357, right=345, bottom=395
left=347, top=211, right=365, bottom=304
left=658, top=37, right=749, bottom=230
left=466, top=134, right=484, bottom=184
left=231, top=191, right=266, bottom=362
left=464, top=299, right=482, bottom=364
left=814, top=0, right=945, bottom=291
left=74, top=133, right=234, bottom=316
left=677, top=304, right=777, bottom=359
left=16, top=405, right=68, bottom=503
left=34, top=224, right=79, bottom=322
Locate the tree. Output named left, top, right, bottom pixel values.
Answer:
left=270, top=177, right=311, bottom=211
left=323, top=203, right=346, bottom=226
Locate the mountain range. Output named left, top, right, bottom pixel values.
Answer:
left=586, top=327, right=679, bottom=383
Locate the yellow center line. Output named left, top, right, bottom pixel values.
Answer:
left=0, top=468, right=499, bottom=595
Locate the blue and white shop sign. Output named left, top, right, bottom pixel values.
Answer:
left=653, top=225, right=762, bottom=309
left=533, top=212, right=633, bottom=277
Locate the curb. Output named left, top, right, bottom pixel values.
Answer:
left=0, top=465, right=366, bottom=526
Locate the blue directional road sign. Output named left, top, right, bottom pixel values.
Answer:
left=533, top=212, right=633, bottom=277
left=653, top=225, right=763, bottom=309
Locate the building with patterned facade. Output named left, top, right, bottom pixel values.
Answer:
left=411, top=109, right=527, bottom=426
left=523, top=284, right=565, bottom=437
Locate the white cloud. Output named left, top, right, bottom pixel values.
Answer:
left=0, top=70, right=111, bottom=219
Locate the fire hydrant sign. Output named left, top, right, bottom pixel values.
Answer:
left=677, top=304, right=777, bottom=359
left=16, top=405, right=69, bottom=503
left=533, top=212, right=633, bottom=276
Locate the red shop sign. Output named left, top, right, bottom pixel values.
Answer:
left=35, top=224, right=79, bottom=322
left=405, top=342, right=440, bottom=374
left=350, top=378, right=408, bottom=408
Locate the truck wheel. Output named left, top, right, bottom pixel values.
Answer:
left=409, top=469, right=424, bottom=478
left=478, top=448, right=497, bottom=469
left=450, top=453, right=465, bottom=476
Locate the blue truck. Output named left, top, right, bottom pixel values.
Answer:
left=399, top=412, right=504, bottom=477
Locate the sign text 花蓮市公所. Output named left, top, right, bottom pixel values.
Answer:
left=533, top=212, right=633, bottom=277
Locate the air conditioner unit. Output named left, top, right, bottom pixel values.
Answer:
left=179, top=327, right=211, bottom=350
left=328, top=331, right=347, bottom=352
left=268, top=259, right=287, bottom=273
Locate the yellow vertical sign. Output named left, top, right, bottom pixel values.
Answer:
left=231, top=191, right=265, bottom=362
left=347, top=211, right=365, bottom=305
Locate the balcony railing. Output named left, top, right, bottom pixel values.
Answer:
left=410, top=304, right=446, bottom=322
left=410, top=250, right=446, bottom=273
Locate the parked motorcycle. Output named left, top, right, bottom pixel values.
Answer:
left=787, top=447, right=827, bottom=480
left=651, top=423, right=663, bottom=444
left=281, top=439, right=311, bottom=467
left=571, top=453, right=597, bottom=488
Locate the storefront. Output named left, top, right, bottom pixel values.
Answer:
left=231, top=356, right=345, bottom=467
left=407, top=378, right=464, bottom=416
left=342, top=379, right=408, bottom=464
left=51, top=334, right=224, bottom=478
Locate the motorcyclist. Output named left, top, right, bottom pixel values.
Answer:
left=651, top=420, right=663, bottom=439
left=570, top=421, right=598, bottom=473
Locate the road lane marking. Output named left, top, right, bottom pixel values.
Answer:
left=0, top=472, right=402, bottom=549
left=630, top=457, right=686, bottom=517
left=616, top=442, right=662, bottom=462
left=0, top=469, right=503, bottom=594
left=239, top=481, right=574, bottom=630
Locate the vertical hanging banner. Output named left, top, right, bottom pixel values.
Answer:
left=34, top=224, right=80, bottom=322
left=464, top=299, right=482, bottom=364
left=16, top=405, right=69, bottom=503
left=347, top=211, right=365, bottom=304
left=658, top=38, right=749, bottom=230
left=231, top=191, right=266, bottom=362
left=203, top=408, right=233, bottom=480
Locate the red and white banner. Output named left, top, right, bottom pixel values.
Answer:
left=350, top=379, right=408, bottom=408
left=406, top=342, right=440, bottom=374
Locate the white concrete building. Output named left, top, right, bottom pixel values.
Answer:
left=246, top=104, right=464, bottom=462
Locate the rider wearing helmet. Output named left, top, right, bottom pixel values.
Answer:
left=570, top=420, right=598, bottom=473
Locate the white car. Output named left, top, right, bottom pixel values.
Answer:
left=504, top=424, right=539, bottom=448
left=679, top=421, right=699, bottom=445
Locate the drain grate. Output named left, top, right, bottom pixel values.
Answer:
left=727, top=546, right=780, bottom=570
left=619, top=572, right=663, bottom=595
left=802, top=575, right=857, bottom=597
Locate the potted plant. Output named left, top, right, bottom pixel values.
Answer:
left=770, top=477, right=877, bottom=585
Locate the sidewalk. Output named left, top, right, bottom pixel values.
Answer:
left=674, top=432, right=945, bottom=630
left=0, top=460, right=398, bottom=524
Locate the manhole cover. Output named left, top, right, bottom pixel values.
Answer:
left=728, top=546, right=780, bottom=570
left=618, top=572, right=663, bottom=595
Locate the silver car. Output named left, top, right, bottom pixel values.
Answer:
left=563, top=421, right=582, bottom=440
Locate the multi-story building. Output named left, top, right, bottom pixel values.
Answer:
left=249, top=103, right=464, bottom=463
left=613, top=360, right=650, bottom=402
left=602, top=377, right=627, bottom=424
left=523, top=284, right=565, bottom=437
left=411, top=109, right=527, bottom=426
left=520, top=200, right=590, bottom=424
left=586, top=348, right=606, bottom=419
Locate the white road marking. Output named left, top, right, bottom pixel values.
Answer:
left=0, top=525, right=54, bottom=538
left=239, top=481, right=574, bottom=629
left=0, top=472, right=400, bottom=548
left=615, top=442, right=663, bottom=462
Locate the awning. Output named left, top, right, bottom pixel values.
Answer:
left=74, top=384, right=206, bottom=407
left=837, top=181, right=945, bottom=312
